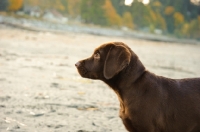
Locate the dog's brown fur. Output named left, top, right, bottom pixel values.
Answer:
left=75, top=42, right=200, bottom=132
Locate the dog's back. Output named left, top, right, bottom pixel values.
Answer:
left=161, top=76, right=200, bottom=131
left=126, top=72, right=200, bottom=131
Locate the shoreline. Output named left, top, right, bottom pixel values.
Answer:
left=1, top=15, right=199, bottom=45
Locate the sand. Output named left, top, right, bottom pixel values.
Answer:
left=0, top=24, right=200, bottom=132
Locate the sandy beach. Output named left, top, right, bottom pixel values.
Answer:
left=0, top=23, right=200, bottom=132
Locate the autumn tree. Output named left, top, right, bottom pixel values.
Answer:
left=59, top=0, right=68, bottom=13
left=163, top=6, right=175, bottom=33
left=53, top=0, right=65, bottom=12
left=164, top=6, right=174, bottom=16
left=155, top=0, right=200, bottom=34
left=8, top=0, right=23, bottom=11
left=67, top=0, right=81, bottom=17
left=173, top=12, right=184, bottom=27
left=122, top=11, right=134, bottom=29
left=103, top=0, right=122, bottom=26
left=148, top=1, right=166, bottom=31
left=182, top=15, right=200, bottom=40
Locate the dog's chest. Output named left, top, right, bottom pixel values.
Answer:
left=112, top=90, right=127, bottom=117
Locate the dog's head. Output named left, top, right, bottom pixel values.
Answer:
left=75, top=42, right=132, bottom=80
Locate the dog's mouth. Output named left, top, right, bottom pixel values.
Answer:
left=75, top=61, right=88, bottom=77
left=75, top=61, right=101, bottom=79
left=78, top=66, right=88, bottom=76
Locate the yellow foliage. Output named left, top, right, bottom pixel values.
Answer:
left=8, top=0, right=23, bottom=11
left=181, top=23, right=190, bottom=36
left=148, top=9, right=166, bottom=30
left=153, top=1, right=161, bottom=7
left=173, top=12, right=184, bottom=26
left=67, top=0, right=81, bottom=17
left=157, top=13, right=166, bottom=30
left=164, top=6, right=174, bottom=15
left=181, top=19, right=200, bottom=38
left=29, top=0, right=39, bottom=6
left=198, top=16, right=200, bottom=23
left=122, top=12, right=134, bottom=29
left=149, top=10, right=157, bottom=22
left=24, top=0, right=65, bottom=11
left=198, top=16, right=200, bottom=30
left=103, top=0, right=122, bottom=26
left=54, top=0, right=65, bottom=11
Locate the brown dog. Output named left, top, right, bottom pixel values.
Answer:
left=75, top=42, right=200, bottom=132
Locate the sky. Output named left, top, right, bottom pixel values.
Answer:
left=191, top=0, right=200, bottom=5
left=125, top=0, right=200, bottom=5
left=125, top=0, right=150, bottom=6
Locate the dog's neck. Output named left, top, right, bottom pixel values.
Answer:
left=102, top=54, right=146, bottom=112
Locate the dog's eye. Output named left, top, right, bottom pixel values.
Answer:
left=94, top=53, right=100, bottom=59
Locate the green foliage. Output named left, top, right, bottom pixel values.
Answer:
left=111, top=0, right=127, bottom=16
left=24, top=0, right=67, bottom=12
left=184, top=16, right=200, bottom=39
left=127, top=1, right=166, bottom=31
left=128, top=1, right=150, bottom=29
left=80, top=0, right=107, bottom=25
left=67, top=0, right=81, bottom=17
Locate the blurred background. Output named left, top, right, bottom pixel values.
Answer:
left=0, top=0, right=200, bottom=40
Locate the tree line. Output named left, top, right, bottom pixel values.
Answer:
left=0, top=0, right=200, bottom=39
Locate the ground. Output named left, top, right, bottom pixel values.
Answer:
left=0, top=24, right=200, bottom=132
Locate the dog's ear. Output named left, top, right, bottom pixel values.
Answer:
left=104, top=45, right=131, bottom=79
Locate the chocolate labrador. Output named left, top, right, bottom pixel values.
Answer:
left=75, top=42, right=200, bottom=132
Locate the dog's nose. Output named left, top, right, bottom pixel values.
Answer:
left=75, top=61, right=81, bottom=67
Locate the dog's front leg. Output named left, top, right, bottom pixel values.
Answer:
left=120, top=115, right=136, bottom=132
left=119, top=103, right=136, bottom=132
